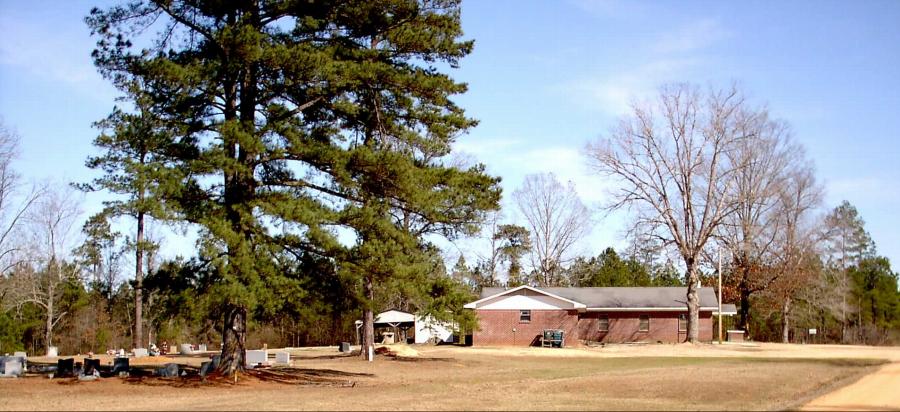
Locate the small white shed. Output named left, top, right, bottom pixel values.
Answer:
left=371, top=310, right=455, bottom=344
left=414, top=315, right=454, bottom=344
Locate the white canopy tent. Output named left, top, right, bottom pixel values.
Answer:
left=363, top=310, right=455, bottom=344
left=375, top=310, right=416, bottom=325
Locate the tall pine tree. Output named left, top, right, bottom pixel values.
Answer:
left=87, top=0, right=499, bottom=374
left=79, top=89, right=175, bottom=350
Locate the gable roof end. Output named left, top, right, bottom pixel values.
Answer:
left=463, top=285, right=587, bottom=310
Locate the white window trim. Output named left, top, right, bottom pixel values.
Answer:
left=639, top=315, right=650, bottom=332
left=598, top=315, right=610, bottom=332
left=519, top=309, right=531, bottom=323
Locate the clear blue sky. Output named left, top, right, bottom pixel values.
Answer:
left=1, top=0, right=898, bottom=269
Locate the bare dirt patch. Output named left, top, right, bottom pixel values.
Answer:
left=802, top=361, right=900, bottom=411
left=1, top=344, right=893, bottom=411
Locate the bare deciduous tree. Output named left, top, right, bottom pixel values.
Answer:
left=718, top=115, right=801, bottom=333
left=3, top=185, right=81, bottom=354
left=766, top=161, right=823, bottom=342
left=586, top=83, right=756, bottom=342
left=0, top=121, right=42, bottom=272
left=513, top=173, right=591, bottom=287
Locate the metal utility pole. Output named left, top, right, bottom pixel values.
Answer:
left=718, top=247, right=723, bottom=345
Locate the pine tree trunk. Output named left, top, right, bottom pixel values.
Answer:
left=361, top=275, right=375, bottom=361
left=781, top=297, right=791, bottom=343
left=134, top=211, right=144, bottom=349
left=218, top=305, right=247, bottom=376
left=685, top=260, right=700, bottom=343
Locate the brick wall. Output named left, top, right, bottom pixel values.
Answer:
left=473, top=310, right=578, bottom=346
left=475, top=310, right=713, bottom=346
left=574, top=311, right=713, bottom=343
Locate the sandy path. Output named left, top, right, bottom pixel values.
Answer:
left=425, top=342, right=900, bottom=362
left=802, top=361, right=900, bottom=411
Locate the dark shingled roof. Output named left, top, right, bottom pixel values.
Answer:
left=480, top=287, right=720, bottom=309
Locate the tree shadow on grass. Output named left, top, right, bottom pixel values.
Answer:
left=120, top=375, right=211, bottom=388
left=293, top=353, right=358, bottom=360
left=114, top=366, right=373, bottom=388
left=245, top=367, right=372, bottom=387
left=263, top=367, right=373, bottom=378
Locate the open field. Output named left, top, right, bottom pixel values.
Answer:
left=1, top=343, right=897, bottom=411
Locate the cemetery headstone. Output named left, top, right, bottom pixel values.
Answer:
left=83, top=358, right=101, bottom=376
left=275, top=351, right=290, bottom=365
left=112, top=357, right=129, bottom=374
left=340, top=342, right=351, bottom=353
left=245, top=350, right=268, bottom=368
left=3, top=360, right=23, bottom=377
left=199, top=361, right=212, bottom=377
left=133, top=348, right=148, bottom=358
left=156, top=363, right=179, bottom=378
left=56, top=358, right=75, bottom=377
left=198, top=344, right=207, bottom=352
left=179, top=344, right=193, bottom=355
left=46, top=346, right=58, bottom=357
left=12, top=352, right=26, bottom=371
left=200, top=353, right=223, bottom=377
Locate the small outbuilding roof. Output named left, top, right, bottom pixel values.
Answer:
left=373, top=310, right=415, bottom=324
left=713, top=304, right=738, bottom=316
left=476, top=286, right=721, bottom=311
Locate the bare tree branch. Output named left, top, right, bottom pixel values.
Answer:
left=514, top=173, right=592, bottom=287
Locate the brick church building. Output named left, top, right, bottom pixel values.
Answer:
left=464, top=285, right=731, bottom=346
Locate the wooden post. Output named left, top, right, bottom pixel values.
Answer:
left=718, top=248, right=723, bottom=345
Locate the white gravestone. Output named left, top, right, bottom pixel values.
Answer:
left=198, top=344, right=207, bottom=352
left=3, top=360, right=22, bottom=377
left=275, top=352, right=290, bottom=365
left=245, top=350, right=268, bottom=368
left=13, top=352, right=26, bottom=369
left=46, top=347, right=58, bottom=357
left=179, top=344, right=193, bottom=355
left=133, top=348, right=148, bottom=358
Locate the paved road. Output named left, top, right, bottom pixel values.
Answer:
left=803, top=361, right=900, bottom=411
